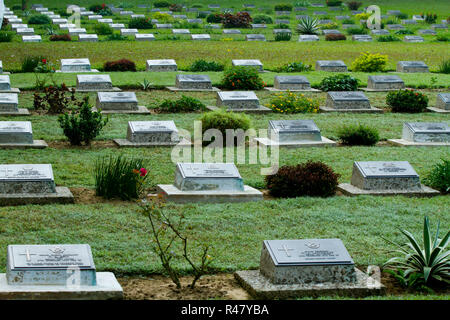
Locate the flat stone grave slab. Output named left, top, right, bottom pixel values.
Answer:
left=22, top=35, right=42, bottom=42
left=187, top=19, right=202, bottom=23
left=299, top=34, right=319, bottom=41
left=0, top=244, right=123, bottom=299
left=404, top=36, right=424, bottom=43
left=275, top=19, right=290, bottom=24
left=208, top=91, right=271, bottom=113
left=246, top=34, right=266, bottom=41
left=388, top=122, right=450, bottom=146
left=11, top=24, right=28, bottom=31
left=396, top=61, right=429, bottom=73
left=60, top=24, right=77, bottom=30
left=16, top=27, right=34, bottom=35
left=412, top=15, right=424, bottom=21
left=146, top=59, right=177, bottom=72
left=135, top=34, right=155, bottom=41
left=68, top=28, right=87, bottom=36
left=76, top=75, right=120, bottom=92
left=235, top=239, right=384, bottom=299
left=315, top=60, right=348, bottom=72
left=95, top=92, right=149, bottom=114
left=156, top=23, right=173, bottom=29
left=294, top=7, right=307, bottom=11
left=338, top=161, right=440, bottom=196
left=321, top=91, right=382, bottom=113
left=0, top=164, right=74, bottom=205
left=251, top=24, right=267, bottom=29
left=313, top=11, right=327, bottom=15
left=109, top=23, right=125, bottom=30
left=428, top=93, right=450, bottom=113
left=255, top=120, right=336, bottom=148
left=401, top=19, right=417, bottom=24
left=296, top=15, right=309, bottom=20
left=79, top=34, right=98, bottom=42
left=173, top=29, right=190, bottom=34
left=98, top=19, right=113, bottom=23
left=120, top=28, right=138, bottom=36
left=168, top=74, right=218, bottom=92
left=371, top=29, right=390, bottom=35
left=0, top=93, right=28, bottom=115
left=173, top=15, right=187, bottom=19
left=157, top=163, right=263, bottom=203
left=232, top=59, right=264, bottom=72
left=114, top=121, right=191, bottom=148
left=59, top=59, right=97, bottom=73
left=191, top=34, right=211, bottom=40
left=223, top=29, right=241, bottom=34
left=352, top=35, right=372, bottom=42
left=88, top=15, right=102, bottom=20
left=322, top=29, right=342, bottom=35
left=0, top=121, right=47, bottom=149
left=0, top=76, right=20, bottom=93
left=336, top=15, right=350, bottom=20
left=131, top=14, right=145, bottom=19
left=386, top=24, right=404, bottom=30
left=266, top=76, right=319, bottom=92
left=418, top=29, right=436, bottom=35
left=52, top=18, right=68, bottom=24
left=365, top=75, right=405, bottom=91
left=431, top=24, right=447, bottom=30
left=387, top=10, right=402, bottom=15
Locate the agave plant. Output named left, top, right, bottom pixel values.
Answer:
left=139, top=79, right=152, bottom=91
left=383, top=216, right=449, bottom=288
left=296, top=17, right=319, bottom=35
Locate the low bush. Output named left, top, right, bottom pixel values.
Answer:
left=128, top=18, right=154, bottom=29
left=320, top=22, right=339, bottom=30
left=422, top=13, right=437, bottom=24
left=1, top=18, right=9, bottom=30
left=103, top=59, right=136, bottom=72
left=351, top=51, right=388, bottom=72
left=347, top=1, right=362, bottom=10
left=438, top=59, right=450, bottom=74
left=268, top=91, right=319, bottom=113
left=21, top=55, right=46, bottom=72
left=188, top=59, right=224, bottom=72
left=153, top=12, right=175, bottom=23
left=169, top=3, right=183, bottom=12
left=337, top=124, right=380, bottom=146
left=341, top=19, right=355, bottom=25
left=275, top=61, right=312, bottom=72
left=395, top=29, right=414, bottom=35
left=346, top=27, right=368, bottom=35
left=253, top=14, right=273, bottom=24
left=156, top=95, right=206, bottom=113
left=58, top=96, right=108, bottom=146
left=106, top=33, right=127, bottom=41
left=206, top=13, right=223, bottom=23
left=319, top=74, right=359, bottom=91
left=33, top=84, right=78, bottom=114
left=89, top=4, right=113, bottom=15
left=94, top=155, right=149, bottom=200
left=50, top=34, right=72, bottom=41
left=326, top=0, right=343, bottom=6
left=221, top=66, right=265, bottom=90
left=221, top=12, right=252, bottom=28
left=94, top=23, right=113, bottom=35
left=275, top=23, right=290, bottom=29
left=28, top=14, right=51, bottom=24
left=274, top=4, right=293, bottom=11
left=200, top=109, right=252, bottom=146
left=266, top=161, right=340, bottom=198
left=386, top=89, right=428, bottom=113
left=153, top=1, right=170, bottom=7
left=436, top=34, right=449, bottom=42
left=325, top=34, right=347, bottom=41
left=424, top=159, right=450, bottom=194
left=275, top=32, right=292, bottom=41
left=0, top=31, right=13, bottom=42
left=397, top=13, right=408, bottom=19
left=355, top=13, right=370, bottom=20
left=377, top=35, right=400, bottom=42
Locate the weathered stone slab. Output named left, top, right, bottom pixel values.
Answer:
left=22, top=35, right=41, bottom=42
left=315, top=60, right=347, bottom=72
left=173, top=29, right=190, bottom=34
left=125, top=121, right=180, bottom=144
left=404, top=36, right=424, bottom=43
left=246, top=34, right=266, bottom=41
left=418, top=29, right=436, bottom=35
left=401, top=122, right=450, bottom=143
left=120, top=28, right=138, bottom=36
left=322, top=29, right=342, bottom=35
left=0, top=121, right=33, bottom=144
left=251, top=24, right=267, bottom=29
left=268, top=120, right=324, bottom=143
left=0, top=75, right=11, bottom=91
left=396, top=61, right=429, bottom=73
left=0, top=93, right=20, bottom=112
left=431, top=24, right=447, bottom=30
left=232, top=59, right=263, bottom=72
left=386, top=24, right=404, bottom=30
left=371, top=29, right=390, bottom=35
left=401, top=19, right=417, bottom=24
left=16, top=27, right=34, bottom=35
left=96, top=92, right=138, bottom=111
left=59, top=24, right=77, bottom=30
left=352, top=35, right=372, bottom=42
left=298, top=34, right=319, bottom=41
left=435, top=93, right=450, bottom=111
left=109, top=23, right=125, bottom=30
left=175, top=74, right=212, bottom=90
left=325, top=91, right=371, bottom=110
left=78, top=34, right=98, bottom=42
left=273, top=76, right=311, bottom=90
left=146, top=59, right=177, bottom=72
left=223, top=29, right=241, bottom=34
left=76, top=75, right=115, bottom=91
left=135, top=34, right=155, bottom=41
left=191, top=34, right=211, bottom=40
left=68, top=28, right=87, bottom=36
left=0, top=164, right=56, bottom=194
left=366, top=75, right=405, bottom=91
left=60, top=59, right=91, bottom=72
left=216, top=91, right=260, bottom=110
left=156, top=23, right=173, bottom=29
left=97, top=19, right=113, bottom=23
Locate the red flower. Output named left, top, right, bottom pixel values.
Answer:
left=102, top=3, right=106, bottom=8
left=42, top=59, right=47, bottom=64
left=139, top=168, right=148, bottom=177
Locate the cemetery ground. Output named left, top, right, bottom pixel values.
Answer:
left=0, top=89, right=449, bottom=300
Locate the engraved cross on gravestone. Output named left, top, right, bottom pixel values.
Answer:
left=277, top=244, right=294, bottom=257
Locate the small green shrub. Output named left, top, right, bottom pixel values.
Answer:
left=436, top=34, right=449, bottom=42
left=337, top=124, right=380, bottom=146
left=274, top=23, right=290, bottom=29
left=266, top=161, right=340, bottom=198
left=275, top=32, right=292, bottom=41
left=253, top=14, right=273, bottom=24
left=200, top=109, right=252, bottom=146
left=106, top=33, right=127, bottom=41
left=275, top=61, right=312, bottom=72
left=274, top=4, right=293, bottom=11
left=386, top=89, right=428, bottom=113
left=221, top=66, right=265, bottom=90
left=346, top=27, right=368, bottom=35
left=94, top=23, right=113, bottom=35
left=395, top=29, right=414, bottom=35
left=377, top=35, right=400, bottom=42
left=438, top=59, right=450, bottom=74
left=326, top=0, right=343, bottom=6
left=28, top=14, right=51, bottom=24
left=422, top=12, right=437, bottom=24
left=351, top=51, right=388, bottom=72
left=424, top=159, right=450, bottom=194
left=319, top=74, right=359, bottom=91
left=22, top=55, right=46, bottom=73
left=94, top=155, right=149, bottom=200
left=33, top=84, right=77, bottom=114
left=128, top=18, right=154, bottom=29
left=58, top=96, right=108, bottom=146
left=0, top=31, right=13, bottom=42
left=188, top=59, right=224, bottom=72
left=268, top=91, right=319, bottom=113
left=342, top=19, right=355, bottom=24
left=154, top=1, right=170, bottom=7
left=320, top=22, right=339, bottom=30
left=206, top=13, right=223, bottom=23
left=103, top=59, right=136, bottom=72
left=169, top=4, right=183, bottom=12
left=157, top=95, right=206, bottom=113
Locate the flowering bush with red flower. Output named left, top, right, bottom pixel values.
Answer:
left=386, top=89, right=429, bottom=113
left=89, top=3, right=112, bottom=15
left=221, top=66, right=265, bottom=90
left=221, top=12, right=252, bottom=28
